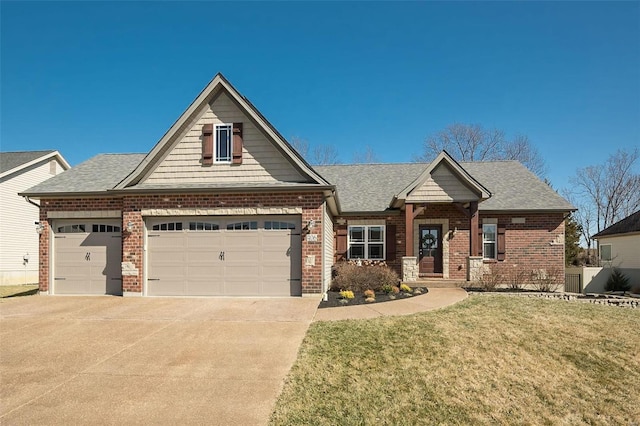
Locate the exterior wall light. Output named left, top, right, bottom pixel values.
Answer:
left=126, top=222, right=134, bottom=233
left=35, top=223, right=45, bottom=235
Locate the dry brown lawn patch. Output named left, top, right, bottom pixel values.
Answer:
left=271, top=295, right=640, bottom=425
left=0, top=285, right=38, bottom=298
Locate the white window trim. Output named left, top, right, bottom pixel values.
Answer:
left=482, top=223, right=497, bottom=260
left=600, top=244, right=612, bottom=262
left=214, top=123, right=232, bottom=163
left=347, top=225, right=385, bottom=260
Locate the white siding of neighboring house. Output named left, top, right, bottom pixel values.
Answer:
left=598, top=234, right=640, bottom=268
left=323, top=202, right=334, bottom=294
left=0, top=159, right=65, bottom=285
left=406, top=163, right=478, bottom=202
left=145, top=92, right=306, bottom=184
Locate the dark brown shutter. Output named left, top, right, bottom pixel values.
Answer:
left=386, top=224, right=396, bottom=261
left=202, top=124, right=213, bottom=166
left=478, top=224, right=483, bottom=257
left=232, top=123, right=243, bottom=165
left=497, top=223, right=506, bottom=261
left=336, top=225, right=348, bottom=262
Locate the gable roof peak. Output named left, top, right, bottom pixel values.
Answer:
left=394, top=150, right=491, bottom=204
left=114, top=73, right=329, bottom=189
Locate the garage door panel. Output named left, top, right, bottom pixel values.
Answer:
left=148, top=280, right=186, bottom=296
left=146, top=216, right=302, bottom=297
left=53, top=223, right=122, bottom=295
left=186, top=278, right=224, bottom=296
left=223, top=278, right=261, bottom=296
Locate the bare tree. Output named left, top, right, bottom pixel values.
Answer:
left=566, top=147, right=640, bottom=248
left=290, top=136, right=340, bottom=165
left=352, top=145, right=379, bottom=164
left=561, top=190, right=597, bottom=263
left=415, top=123, right=547, bottom=178
left=311, top=144, right=340, bottom=165
left=290, top=136, right=310, bottom=158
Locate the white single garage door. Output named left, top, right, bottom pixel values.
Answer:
left=146, top=216, right=302, bottom=297
left=53, top=220, right=122, bottom=295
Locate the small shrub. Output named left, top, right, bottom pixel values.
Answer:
left=477, top=264, right=504, bottom=291
left=391, top=286, right=400, bottom=294
left=508, top=267, right=531, bottom=290
left=363, top=289, right=375, bottom=298
left=381, top=284, right=394, bottom=294
left=605, top=268, right=631, bottom=292
left=531, top=267, right=562, bottom=292
left=400, top=283, right=412, bottom=292
left=339, top=290, right=355, bottom=300
left=332, top=262, right=400, bottom=293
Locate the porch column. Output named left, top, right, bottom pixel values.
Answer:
left=405, top=203, right=414, bottom=257
left=469, top=201, right=479, bottom=256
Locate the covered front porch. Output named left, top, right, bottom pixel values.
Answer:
left=392, top=152, right=491, bottom=283
left=401, top=201, right=483, bottom=282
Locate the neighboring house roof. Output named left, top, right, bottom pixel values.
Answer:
left=316, top=160, right=575, bottom=213
left=21, top=154, right=146, bottom=196
left=592, top=210, right=640, bottom=238
left=0, top=150, right=70, bottom=179
left=116, top=73, right=329, bottom=190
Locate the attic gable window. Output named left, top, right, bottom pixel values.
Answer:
left=215, top=124, right=232, bottom=163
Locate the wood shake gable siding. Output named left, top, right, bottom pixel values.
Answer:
left=145, top=92, right=305, bottom=184
left=406, top=163, right=478, bottom=202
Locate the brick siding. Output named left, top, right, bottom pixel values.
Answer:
left=334, top=206, right=566, bottom=282
left=38, top=192, right=325, bottom=295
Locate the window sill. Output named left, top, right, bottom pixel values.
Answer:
left=483, top=259, right=498, bottom=264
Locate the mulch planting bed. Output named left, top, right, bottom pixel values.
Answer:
left=318, top=287, right=429, bottom=309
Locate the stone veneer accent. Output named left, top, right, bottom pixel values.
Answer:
left=467, top=256, right=483, bottom=282
left=402, top=257, right=418, bottom=282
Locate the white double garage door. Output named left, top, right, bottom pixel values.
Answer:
left=52, top=216, right=302, bottom=297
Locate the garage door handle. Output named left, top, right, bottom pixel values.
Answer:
left=54, top=278, right=66, bottom=281
left=219, top=251, right=225, bottom=261
left=148, top=278, right=160, bottom=281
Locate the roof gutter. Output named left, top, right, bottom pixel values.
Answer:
left=23, top=196, right=40, bottom=208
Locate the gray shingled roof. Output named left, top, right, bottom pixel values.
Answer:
left=316, top=163, right=425, bottom=212
left=316, top=161, right=575, bottom=212
left=22, top=153, right=575, bottom=213
left=1, top=150, right=55, bottom=174
left=592, top=210, right=640, bottom=238
left=21, top=154, right=146, bottom=195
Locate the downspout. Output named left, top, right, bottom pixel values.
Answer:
left=24, top=196, right=40, bottom=208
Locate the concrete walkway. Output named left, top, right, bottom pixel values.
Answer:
left=313, top=287, right=468, bottom=322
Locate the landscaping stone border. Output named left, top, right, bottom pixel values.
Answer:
left=469, top=291, right=640, bottom=308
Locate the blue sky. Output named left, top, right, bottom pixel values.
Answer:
left=1, top=1, right=639, bottom=191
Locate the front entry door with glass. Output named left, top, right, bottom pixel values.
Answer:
left=418, top=225, right=443, bottom=275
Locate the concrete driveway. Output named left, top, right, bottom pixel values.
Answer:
left=0, top=295, right=319, bottom=425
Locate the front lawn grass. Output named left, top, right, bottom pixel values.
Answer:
left=271, top=295, right=640, bottom=425
left=0, top=285, right=38, bottom=298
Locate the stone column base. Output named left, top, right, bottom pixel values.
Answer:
left=402, top=256, right=418, bottom=282
left=467, top=256, right=484, bottom=282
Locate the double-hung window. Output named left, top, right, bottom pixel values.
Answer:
left=348, top=225, right=385, bottom=260
left=482, top=224, right=497, bottom=260
left=600, top=244, right=612, bottom=262
left=215, top=124, right=232, bottom=163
